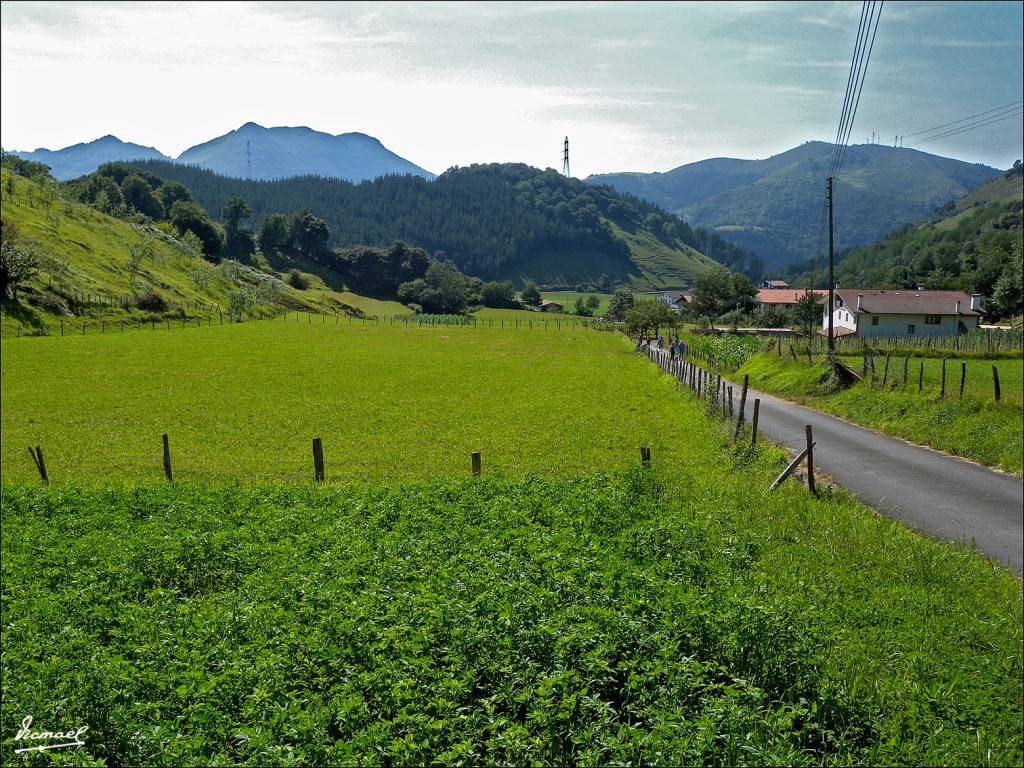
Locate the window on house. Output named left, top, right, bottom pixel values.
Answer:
left=924, top=315, right=941, bottom=324
left=908, top=324, right=916, bottom=334
left=871, top=316, right=879, bottom=326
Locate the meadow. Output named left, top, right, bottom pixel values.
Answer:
left=1, top=321, right=1022, bottom=766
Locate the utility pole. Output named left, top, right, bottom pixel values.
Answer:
left=827, top=176, right=835, bottom=354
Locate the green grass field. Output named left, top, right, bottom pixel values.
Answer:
left=1, top=320, right=685, bottom=485
left=2, top=322, right=1021, bottom=766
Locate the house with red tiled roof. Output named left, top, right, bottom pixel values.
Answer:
left=824, top=288, right=985, bottom=338
left=755, top=288, right=828, bottom=308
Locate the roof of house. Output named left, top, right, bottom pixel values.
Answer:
left=538, top=299, right=562, bottom=308
left=763, top=280, right=790, bottom=289
left=756, top=289, right=828, bottom=306
left=835, top=288, right=985, bottom=316
left=660, top=291, right=692, bottom=302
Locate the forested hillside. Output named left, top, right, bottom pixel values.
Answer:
left=771, top=164, right=1023, bottom=322
left=588, top=142, right=1002, bottom=271
left=126, top=159, right=762, bottom=288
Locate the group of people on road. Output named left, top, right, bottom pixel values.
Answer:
left=634, top=335, right=687, bottom=358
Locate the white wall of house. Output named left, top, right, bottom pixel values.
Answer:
left=823, top=308, right=981, bottom=337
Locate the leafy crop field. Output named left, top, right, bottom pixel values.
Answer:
left=2, top=322, right=1022, bottom=766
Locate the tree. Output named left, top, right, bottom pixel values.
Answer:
left=169, top=200, right=225, bottom=259
left=792, top=291, right=825, bottom=336
left=120, top=174, right=164, bottom=219
left=520, top=282, right=542, bottom=307
left=1, top=218, right=40, bottom=300
left=481, top=280, right=519, bottom=308
left=990, top=240, right=1023, bottom=320
left=289, top=210, right=330, bottom=258
left=573, top=296, right=593, bottom=316
left=398, top=260, right=470, bottom=314
left=606, top=287, right=635, bottom=321
left=221, top=196, right=252, bottom=240
left=624, top=299, right=676, bottom=339
left=158, top=182, right=195, bottom=211
left=585, top=294, right=601, bottom=310
left=258, top=213, right=290, bottom=256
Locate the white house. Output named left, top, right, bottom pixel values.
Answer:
left=823, top=288, right=985, bottom=338
left=657, top=290, right=692, bottom=314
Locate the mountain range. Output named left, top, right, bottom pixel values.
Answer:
left=7, top=126, right=1007, bottom=273
left=7, top=122, right=435, bottom=183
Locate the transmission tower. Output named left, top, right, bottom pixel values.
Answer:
left=246, top=140, right=252, bottom=181
left=562, top=136, right=570, bottom=177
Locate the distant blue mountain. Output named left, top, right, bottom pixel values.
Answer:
left=175, top=122, right=435, bottom=182
left=8, top=122, right=436, bottom=183
left=9, top=135, right=172, bottom=181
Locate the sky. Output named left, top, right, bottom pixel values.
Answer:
left=1, top=1, right=1022, bottom=179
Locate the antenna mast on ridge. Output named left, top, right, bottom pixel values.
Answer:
left=562, top=136, right=570, bottom=177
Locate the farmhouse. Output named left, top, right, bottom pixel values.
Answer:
left=823, top=288, right=985, bottom=338
left=760, top=279, right=791, bottom=290
left=536, top=299, right=563, bottom=313
left=657, top=290, right=692, bottom=314
left=755, top=288, right=828, bottom=309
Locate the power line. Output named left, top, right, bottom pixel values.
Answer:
left=901, top=100, right=1023, bottom=140
left=829, top=0, right=884, bottom=180
left=907, top=103, right=1024, bottom=147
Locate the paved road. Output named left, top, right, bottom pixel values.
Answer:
left=646, top=348, right=1024, bottom=575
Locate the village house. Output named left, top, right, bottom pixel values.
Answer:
left=759, top=279, right=791, bottom=290
left=657, top=290, right=692, bottom=314
left=755, top=288, right=828, bottom=309
left=536, top=299, right=563, bottom=313
left=823, top=288, right=985, bottom=338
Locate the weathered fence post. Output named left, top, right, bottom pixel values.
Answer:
left=992, top=366, right=1001, bottom=402
left=881, top=354, right=890, bottom=388
left=805, top=424, right=816, bottom=495
left=940, top=358, right=947, bottom=398
left=28, top=446, right=48, bottom=484
left=471, top=451, right=482, bottom=476
left=751, top=398, right=760, bottom=447
left=640, top=446, right=651, bottom=467
left=733, top=375, right=749, bottom=442
left=312, top=437, right=325, bottom=482
left=960, top=362, right=967, bottom=398
left=918, top=361, right=924, bottom=392
left=903, top=356, right=909, bottom=386
left=162, top=433, right=173, bottom=482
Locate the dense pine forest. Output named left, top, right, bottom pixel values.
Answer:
left=124, top=159, right=763, bottom=285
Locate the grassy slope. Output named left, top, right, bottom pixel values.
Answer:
left=0, top=170, right=413, bottom=336
left=1, top=322, right=1021, bottom=766
left=607, top=219, right=720, bottom=290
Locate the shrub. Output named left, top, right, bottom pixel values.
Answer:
left=134, top=289, right=167, bottom=312
left=287, top=268, right=309, bottom=290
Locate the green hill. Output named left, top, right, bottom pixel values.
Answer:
left=0, top=168, right=412, bottom=336
left=123, top=159, right=756, bottom=289
left=770, top=165, right=1023, bottom=321
left=587, top=142, right=1002, bottom=271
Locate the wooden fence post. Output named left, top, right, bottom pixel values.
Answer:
left=28, top=446, right=48, bottom=484
left=162, top=433, right=173, bottom=482
left=993, top=366, right=1001, bottom=402
left=312, top=437, right=325, bottom=482
left=471, top=451, right=482, bottom=476
left=805, top=424, right=816, bottom=495
left=751, top=398, right=760, bottom=447
left=940, top=358, right=946, bottom=398
left=881, top=354, right=890, bottom=388
left=640, top=446, right=651, bottom=467
left=959, top=362, right=966, bottom=398
left=918, top=361, right=924, bottom=392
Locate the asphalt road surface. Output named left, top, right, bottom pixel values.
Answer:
left=646, top=347, right=1023, bottom=575
left=748, top=388, right=1023, bottom=575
